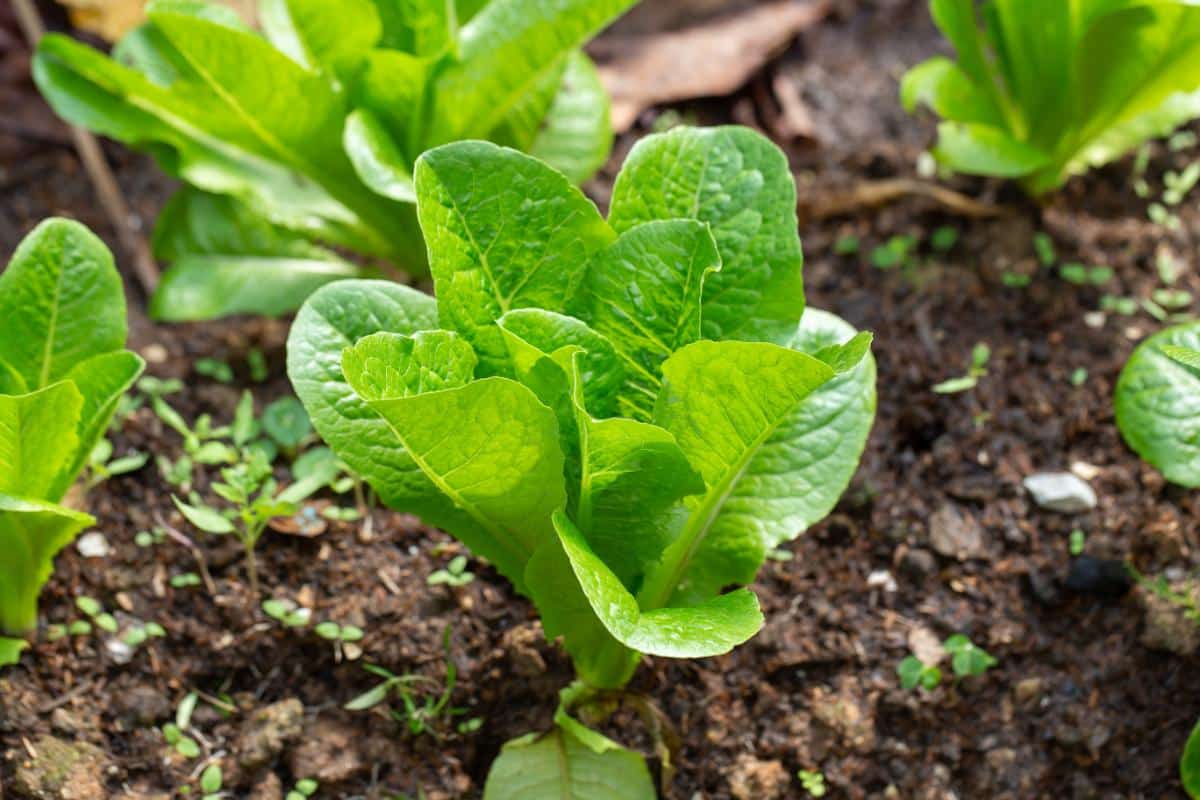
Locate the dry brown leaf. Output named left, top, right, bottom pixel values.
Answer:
left=58, top=0, right=256, bottom=42
left=593, top=0, right=831, bottom=132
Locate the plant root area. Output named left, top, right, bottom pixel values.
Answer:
left=2, top=1, right=1199, bottom=798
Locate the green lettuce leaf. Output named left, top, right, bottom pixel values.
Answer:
left=608, top=126, right=806, bottom=343
left=0, top=493, right=96, bottom=635
left=1116, top=321, right=1200, bottom=487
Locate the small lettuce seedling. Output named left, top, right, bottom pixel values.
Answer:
left=289, top=125, right=877, bottom=794
left=35, top=0, right=639, bottom=321
left=0, top=220, right=144, bottom=658
left=903, top=0, right=1200, bottom=194
left=1116, top=325, right=1200, bottom=487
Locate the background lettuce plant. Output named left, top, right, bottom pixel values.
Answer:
left=902, top=0, right=1200, bottom=194
left=288, top=125, right=876, bottom=795
left=34, top=0, right=638, bottom=321
left=0, top=219, right=145, bottom=661
left=1116, top=323, right=1200, bottom=487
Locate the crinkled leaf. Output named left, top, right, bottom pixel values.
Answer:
left=415, top=141, right=614, bottom=371
left=484, top=718, right=655, bottom=800
left=342, top=331, right=476, bottom=400
left=608, top=126, right=805, bottom=344
left=150, top=189, right=362, bottom=321
left=574, top=219, right=720, bottom=419
left=1116, top=321, right=1200, bottom=487
left=0, top=493, right=95, bottom=635
left=350, top=377, right=566, bottom=590
left=639, top=340, right=864, bottom=608
left=0, top=219, right=127, bottom=389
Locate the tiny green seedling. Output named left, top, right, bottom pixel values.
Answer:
left=261, top=396, right=314, bottom=451
left=195, top=357, right=234, bottom=383
left=1059, top=263, right=1113, bottom=287
left=345, top=629, right=477, bottom=738
left=871, top=234, right=919, bottom=270
left=929, top=225, right=958, bottom=253
left=76, top=596, right=117, bottom=634
left=943, top=634, right=998, bottom=678
left=316, top=621, right=366, bottom=662
left=171, top=572, right=203, bottom=589
left=1033, top=233, right=1056, bottom=267
left=1069, top=529, right=1086, bottom=556
left=247, top=349, right=269, bottom=384
left=798, top=768, right=827, bottom=798
left=85, top=438, right=149, bottom=490
left=834, top=235, right=860, bottom=255
left=286, top=779, right=319, bottom=800
left=932, top=343, right=990, bottom=394
left=897, top=655, right=942, bottom=690
left=262, top=598, right=312, bottom=629
left=427, top=556, right=475, bottom=588
left=1070, top=368, right=1088, bottom=387
left=163, top=692, right=202, bottom=758
left=199, top=764, right=222, bottom=800
left=135, top=528, right=166, bottom=548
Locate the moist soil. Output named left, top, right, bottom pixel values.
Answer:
left=3, top=1, right=1200, bottom=798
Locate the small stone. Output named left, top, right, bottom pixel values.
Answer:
left=728, top=754, right=789, bottom=800
left=867, top=570, right=897, bottom=592
left=76, top=532, right=111, bottom=559
left=1013, top=677, right=1043, bottom=706
left=1140, top=579, right=1200, bottom=655
left=928, top=504, right=986, bottom=560
left=1064, top=556, right=1132, bottom=598
left=235, top=699, right=304, bottom=769
left=140, top=344, right=168, bottom=364
left=115, top=686, right=171, bottom=727
left=49, top=709, right=86, bottom=737
left=288, top=718, right=364, bottom=783
left=900, top=548, right=937, bottom=580
left=907, top=626, right=943, bottom=665
left=1022, top=472, right=1097, bottom=513
left=10, top=736, right=109, bottom=800
left=501, top=623, right=547, bottom=678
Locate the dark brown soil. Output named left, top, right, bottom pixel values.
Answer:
left=3, top=1, right=1200, bottom=798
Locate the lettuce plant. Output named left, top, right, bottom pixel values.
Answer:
left=34, top=0, right=638, bottom=322
left=902, top=0, right=1200, bottom=194
left=1115, top=325, right=1200, bottom=796
left=1115, top=323, right=1200, bottom=486
left=0, top=220, right=145, bottom=655
left=288, top=125, right=876, bottom=794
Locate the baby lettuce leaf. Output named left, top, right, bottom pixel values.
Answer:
left=1116, top=321, right=1200, bottom=487
left=608, top=126, right=806, bottom=344
left=904, top=0, right=1200, bottom=193
left=150, top=189, right=361, bottom=321
left=414, top=141, right=615, bottom=372
left=0, top=495, right=95, bottom=636
left=343, top=333, right=565, bottom=590
left=0, top=220, right=145, bottom=503
left=35, top=0, right=635, bottom=321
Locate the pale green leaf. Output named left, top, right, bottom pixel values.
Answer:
left=0, top=219, right=127, bottom=389
left=344, top=109, right=418, bottom=203
left=608, top=126, right=805, bottom=343
left=932, top=121, right=1053, bottom=178
left=639, top=340, right=848, bottom=608
left=0, top=383, right=84, bottom=503
left=370, top=0, right=456, bottom=56
left=0, top=637, right=27, bottom=668
left=259, top=0, right=382, bottom=79
left=0, top=493, right=95, bottom=635
left=1182, top=715, right=1200, bottom=799
left=528, top=51, right=613, bottom=184
left=149, top=189, right=362, bottom=321
left=553, top=512, right=763, bottom=658
left=172, top=496, right=235, bottom=534
left=351, top=377, right=566, bottom=590
left=425, top=0, right=638, bottom=145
